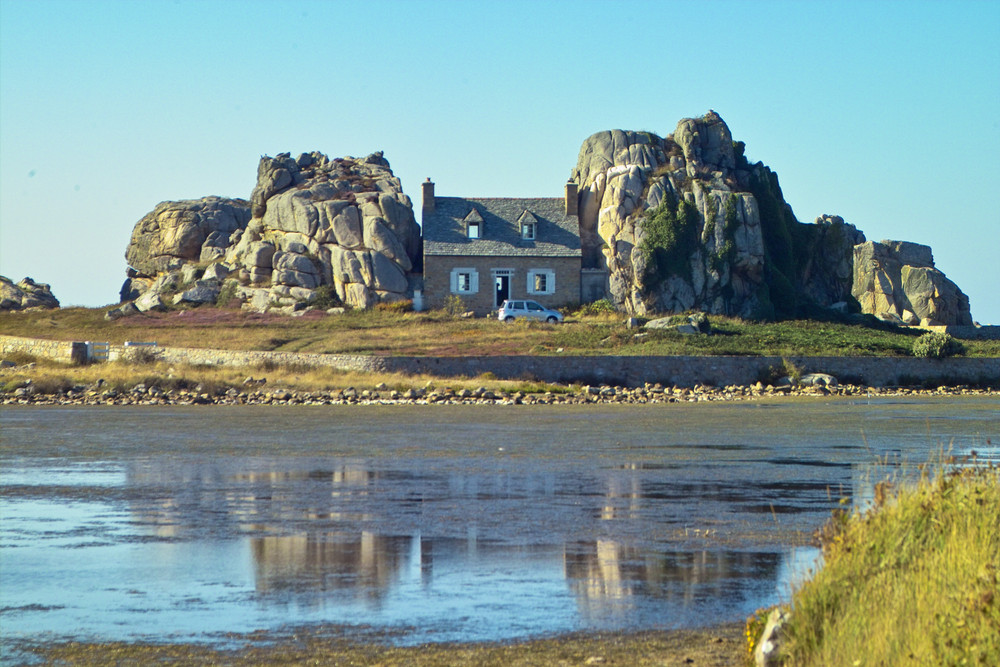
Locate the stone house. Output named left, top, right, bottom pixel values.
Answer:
left=420, top=179, right=585, bottom=315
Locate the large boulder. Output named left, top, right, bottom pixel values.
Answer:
left=852, top=240, right=972, bottom=326
left=124, top=196, right=250, bottom=276
left=119, top=150, right=421, bottom=314
left=0, top=276, right=60, bottom=310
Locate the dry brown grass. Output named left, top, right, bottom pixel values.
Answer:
left=0, top=355, right=571, bottom=396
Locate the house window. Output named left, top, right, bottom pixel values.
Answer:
left=463, top=209, right=484, bottom=240
left=527, top=269, right=555, bottom=295
left=517, top=210, right=538, bottom=240
left=450, top=268, right=479, bottom=294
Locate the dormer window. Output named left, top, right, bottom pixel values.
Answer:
left=518, top=210, right=538, bottom=240
left=463, top=208, right=484, bottom=239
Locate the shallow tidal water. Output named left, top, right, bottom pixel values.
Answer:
left=1, top=397, right=997, bottom=651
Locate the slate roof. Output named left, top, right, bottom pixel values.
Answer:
left=423, top=197, right=581, bottom=257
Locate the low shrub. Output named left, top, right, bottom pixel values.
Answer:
left=781, top=357, right=803, bottom=383
left=912, top=332, right=965, bottom=358
left=577, top=298, right=618, bottom=316
left=311, top=284, right=341, bottom=310
left=214, top=280, right=240, bottom=308
left=443, top=294, right=466, bottom=317
left=375, top=299, right=412, bottom=313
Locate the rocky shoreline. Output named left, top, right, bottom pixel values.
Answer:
left=3, top=377, right=996, bottom=407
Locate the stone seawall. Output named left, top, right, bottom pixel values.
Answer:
left=2, top=335, right=998, bottom=388
left=376, top=355, right=1000, bottom=388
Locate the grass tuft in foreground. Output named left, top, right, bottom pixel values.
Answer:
left=777, top=455, right=1000, bottom=666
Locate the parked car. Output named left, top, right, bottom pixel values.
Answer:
left=497, top=299, right=563, bottom=323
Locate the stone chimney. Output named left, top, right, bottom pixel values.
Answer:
left=422, top=178, right=435, bottom=216
left=565, top=180, right=579, bottom=217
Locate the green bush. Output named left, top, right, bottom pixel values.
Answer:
left=311, top=284, right=341, bottom=310
left=578, top=298, right=617, bottom=316
left=780, top=463, right=1000, bottom=665
left=912, top=332, right=965, bottom=358
left=639, top=190, right=701, bottom=290
left=443, top=294, right=466, bottom=316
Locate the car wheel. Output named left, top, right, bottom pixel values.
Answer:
left=546, top=316, right=558, bottom=323
left=504, top=316, right=515, bottom=322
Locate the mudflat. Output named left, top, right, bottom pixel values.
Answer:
left=12, top=623, right=746, bottom=666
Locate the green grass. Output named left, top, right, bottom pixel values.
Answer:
left=777, top=458, right=1000, bottom=666
left=2, top=306, right=999, bottom=358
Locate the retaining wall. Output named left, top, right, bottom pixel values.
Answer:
left=3, top=334, right=998, bottom=388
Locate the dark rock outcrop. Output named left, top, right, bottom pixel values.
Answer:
left=0, top=276, right=60, bottom=310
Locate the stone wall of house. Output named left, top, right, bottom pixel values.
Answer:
left=4, top=335, right=997, bottom=388
left=422, top=256, right=581, bottom=314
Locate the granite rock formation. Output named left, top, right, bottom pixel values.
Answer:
left=571, top=111, right=970, bottom=324
left=571, top=112, right=769, bottom=317
left=852, top=240, right=972, bottom=326
left=120, top=151, right=421, bottom=314
left=121, top=196, right=251, bottom=302
left=0, top=276, right=60, bottom=311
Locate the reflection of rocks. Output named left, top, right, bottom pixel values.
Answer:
left=564, top=542, right=781, bottom=616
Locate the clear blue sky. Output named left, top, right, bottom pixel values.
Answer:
left=2, top=0, right=998, bottom=323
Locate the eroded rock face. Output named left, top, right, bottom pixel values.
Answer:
left=799, top=215, right=867, bottom=307
left=120, top=151, right=420, bottom=314
left=852, top=240, right=972, bottom=326
left=571, top=112, right=769, bottom=317
left=124, top=197, right=251, bottom=277
left=570, top=112, right=969, bottom=323
left=0, top=276, right=60, bottom=310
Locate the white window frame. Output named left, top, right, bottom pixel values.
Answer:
left=526, top=269, right=556, bottom=295
left=467, top=222, right=480, bottom=239
left=450, top=267, right=479, bottom=294
left=521, top=222, right=536, bottom=240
